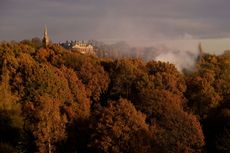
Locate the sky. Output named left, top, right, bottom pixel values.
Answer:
left=1, top=0, right=230, bottom=50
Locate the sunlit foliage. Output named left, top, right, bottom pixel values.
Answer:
left=0, top=41, right=229, bottom=153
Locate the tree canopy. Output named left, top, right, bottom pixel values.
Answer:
left=0, top=41, right=229, bottom=153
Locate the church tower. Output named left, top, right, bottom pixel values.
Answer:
left=42, top=25, right=49, bottom=47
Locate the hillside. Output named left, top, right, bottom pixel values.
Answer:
left=0, top=40, right=229, bottom=153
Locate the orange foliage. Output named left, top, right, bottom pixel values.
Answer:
left=89, top=98, right=152, bottom=153
left=23, top=96, right=67, bottom=153
left=1, top=41, right=230, bottom=153
left=135, top=89, right=205, bottom=153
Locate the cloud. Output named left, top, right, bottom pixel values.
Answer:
left=0, top=0, right=230, bottom=41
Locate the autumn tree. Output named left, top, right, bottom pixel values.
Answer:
left=59, top=66, right=91, bottom=153
left=3, top=40, right=230, bottom=153
left=88, top=98, right=153, bottom=153
left=130, top=61, right=187, bottom=108
left=107, top=59, right=146, bottom=100
left=0, top=60, right=23, bottom=152
left=134, top=88, right=205, bottom=153
left=34, top=44, right=68, bottom=66
left=185, top=54, right=226, bottom=119
left=64, top=53, right=110, bottom=103
left=60, top=66, right=90, bottom=120
left=146, top=61, right=186, bottom=95
left=23, top=96, right=67, bottom=153
left=16, top=54, right=90, bottom=152
left=185, top=75, right=222, bottom=119
left=214, top=51, right=230, bottom=101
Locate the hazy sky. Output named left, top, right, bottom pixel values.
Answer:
left=1, top=0, right=230, bottom=43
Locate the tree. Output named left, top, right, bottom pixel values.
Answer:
left=59, top=66, right=91, bottom=153
left=88, top=98, right=152, bottom=153
left=135, top=89, right=205, bottom=153
left=60, top=66, right=90, bottom=120
left=0, top=64, right=23, bottom=152
left=23, top=96, right=67, bottom=153
left=64, top=53, right=110, bottom=103
left=214, top=52, right=230, bottom=101
left=186, top=54, right=223, bottom=119
left=185, top=75, right=222, bottom=119
left=146, top=61, right=186, bottom=95
left=17, top=57, right=90, bottom=152
left=108, top=59, right=146, bottom=100
left=78, top=59, right=110, bottom=103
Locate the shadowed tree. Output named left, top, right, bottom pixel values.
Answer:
left=0, top=62, right=23, bottom=152
left=88, top=98, right=153, bottom=153
left=185, top=75, right=222, bottom=119
left=135, top=89, right=205, bottom=153
left=146, top=61, right=186, bottom=95
left=107, top=59, right=146, bottom=100
left=204, top=104, right=230, bottom=153
left=23, top=96, right=67, bottom=153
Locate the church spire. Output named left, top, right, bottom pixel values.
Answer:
left=42, top=25, right=49, bottom=47
left=198, top=42, right=204, bottom=63
left=198, top=42, right=203, bottom=56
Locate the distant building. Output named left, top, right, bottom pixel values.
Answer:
left=72, top=41, right=94, bottom=55
left=42, top=25, right=49, bottom=47
left=60, top=40, right=95, bottom=55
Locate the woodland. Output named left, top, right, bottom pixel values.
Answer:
left=0, top=38, right=229, bottom=153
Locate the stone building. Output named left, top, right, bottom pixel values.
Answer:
left=72, top=41, right=94, bottom=54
